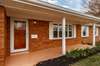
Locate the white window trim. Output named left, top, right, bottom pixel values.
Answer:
left=81, top=25, right=89, bottom=37
left=49, top=22, right=76, bottom=40
left=10, top=17, right=29, bottom=53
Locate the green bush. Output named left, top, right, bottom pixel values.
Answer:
left=66, top=49, right=82, bottom=59
left=93, top=46, right=100, bottom=52
left=66, top=46, right=100, bottom=59
left=80, top=48, right=90, bottom=57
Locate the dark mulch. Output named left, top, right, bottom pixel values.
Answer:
left=36, top=56, right=80, bottom=66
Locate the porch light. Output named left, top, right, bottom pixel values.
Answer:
left=33, top=21, right=37, bottom=24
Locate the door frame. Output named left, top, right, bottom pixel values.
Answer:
left=10, top=17, right=29, bottom=53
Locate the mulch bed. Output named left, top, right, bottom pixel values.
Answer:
left=36, top=56, right=81, bottom=66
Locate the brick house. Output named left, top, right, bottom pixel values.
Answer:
left=0, top=0, right=100, bottom=66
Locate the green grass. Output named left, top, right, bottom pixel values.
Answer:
left=71, top=53, right=100, bottom=66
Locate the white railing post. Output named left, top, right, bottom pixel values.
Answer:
left=62, top=17, right=66, bottom=55
left=93, top=24, right=96, bottom=47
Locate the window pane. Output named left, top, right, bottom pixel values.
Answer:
left=59, top=25, right=62, bottom=37
left=14, top=21, right=26, bottom=30
left=69, top=31, right=73, bottom=37
left=82, top=25, right=88, bottom=36
left=53, top=31, right=58, bottom=38
left=65, top=25, right=68, bottom=37
left=53, top=24, right=58, bottom=38
left=53, top=24, right=58, bottom=31
left=83, top=30, right=86, bottom=36
left=66, top=31, right=68, bottom=37
left=83, top=27, right=86, bottom=36
left=59, top=31, right=62, bottom=37
left=69, top=25, right=72, bottom=31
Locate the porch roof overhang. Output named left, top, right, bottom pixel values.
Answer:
left=2, top=0, right=100, bottom=24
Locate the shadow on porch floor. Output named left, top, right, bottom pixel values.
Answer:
left=5, top=44, right=92, bottom=66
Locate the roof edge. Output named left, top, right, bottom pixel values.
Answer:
left=8, top=0, right=100, bottom=23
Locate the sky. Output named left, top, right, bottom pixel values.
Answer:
left=41, top=0, right=87, bottom=12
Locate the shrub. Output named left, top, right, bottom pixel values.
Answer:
left=80, top=48, right=90, bottom=57
left=66, top=49, right=82, bottom=59
left=66, top=46, right=100, bottom=59
left=92, top=46, right=100, bottom=52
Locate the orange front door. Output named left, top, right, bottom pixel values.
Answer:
left=14, top=21, right=26, bottom=49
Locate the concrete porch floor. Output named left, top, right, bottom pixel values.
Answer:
left=5, top=44, right=92, bottom=66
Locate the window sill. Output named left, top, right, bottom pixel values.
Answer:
left=49, top=37, right=76, bottom=40
left=82, top=36, right=89, bottom=38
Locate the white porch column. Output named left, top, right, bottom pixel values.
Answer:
left=62, top=17, right=66, bottom=55
left=93, top=24, right=96, bottom=47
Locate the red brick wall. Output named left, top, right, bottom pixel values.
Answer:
left=81, top=26, right=93, bottom=44
left=0, top=6, right=5, bottom=49
left=96, top=27, right=100, bottom=42
left=29, top=19, right=100, bottom=52
left=5, top=17, right=100, bottom=53
left=78, top=26, right=100, bottom=45
left=29, top=20, right=82, bottom=52
left=29, top=19, right=61, bottom=52
left=0, top=6, right=6, bottom=66
left=5, top=17, right=100, bottom=54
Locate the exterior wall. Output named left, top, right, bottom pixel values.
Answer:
left=66, top=25, right=82, bottom=46
left=0, top=6, right=6, bottom=66
left=5, top=17, right=100, bottom=54
left=81, top=26, right=93, bottom=44
left=96, top=27, right=100, bottom=42
left=79, top=26, right=100, bottom=45
left=29, top=19, right=61, bottom=52
left=29, top=20, right=81, bottom=52
left=29, top=19, right=100, bottom=52
left=6, top=18, right=100, bottom=53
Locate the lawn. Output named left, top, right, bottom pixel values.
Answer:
left=71, top=53, right=100, bottom=66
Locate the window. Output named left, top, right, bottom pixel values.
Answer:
left=52, top=24, right=62, bottom=38
left=81, top=25, right=89, bottom=37
left=14, top=21, right=26, bottom=30
left=66, top=25, right=74, bottom=38
left=53, top=24, right=58, bottom=38
left=96, top=27, right=99, bottom=36
left=49, top=23, right=76, bottom=39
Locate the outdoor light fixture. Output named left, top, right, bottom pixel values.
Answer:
left=33, top=21, right=37, bottom=24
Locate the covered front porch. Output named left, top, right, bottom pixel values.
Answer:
left=1, top=0, right=100, bottom=66
left=4, top=0, right=98, bottom=54
left=5, top=44, right=92, bottom=66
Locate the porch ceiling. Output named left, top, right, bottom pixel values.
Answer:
left=3, top=0, right=99, bottom=24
